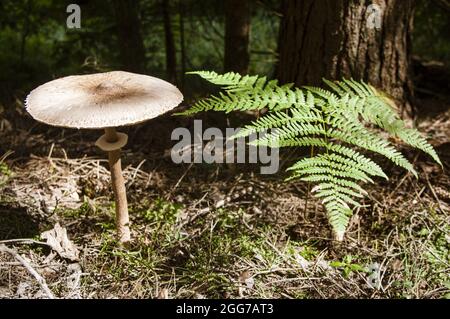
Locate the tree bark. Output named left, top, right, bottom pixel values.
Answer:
left=162, top=0, right=177, bottom=84
left=113, top=0, right=146, bottom=73
left=277, top=0, right=415, bottom=115
left=179, top=0, right=186, bottom=90
left=224, top=0, right=251, bottom=74
left=19, top=0, right=32, bottom=67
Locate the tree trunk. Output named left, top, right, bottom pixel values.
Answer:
left=179, top=0, right=186, bottom=90
left=162, top=0, right=177, bottom=84
left=19, top=0, right=32, bottom=67
left=224, top=0, right=251, bottom=74
left=277, top=0, right=415, bottom=115
left=113, top=0, right=146, bottom=73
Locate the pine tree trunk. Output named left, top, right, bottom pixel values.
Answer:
left=277, top=0, right=415, bottom=114
left=113, top=0, right=146, bottom=73
left=179, top=0, right=186, bottom=90
left=224, top=0, right=251, bottom=74
left=162, top=0, right=177, bottom=84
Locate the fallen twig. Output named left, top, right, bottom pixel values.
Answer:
left=425, top=174, right=446, bottom=214
left=0, top=238, right=49, bottom=246
left=0, top=244, right=56, bottom=299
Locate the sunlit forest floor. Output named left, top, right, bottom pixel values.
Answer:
left=0, top=97, right=449, bottom=299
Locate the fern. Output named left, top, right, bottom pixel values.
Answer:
left=180, top=72, right=442, bottom=240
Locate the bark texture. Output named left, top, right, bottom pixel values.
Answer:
left=162, top=0, right=177, bottom=84
left=113, top=0, right=147, bottom=73
left=224, top=0, right=251, bottom=74
left=277, top=0, right=415, bottom=113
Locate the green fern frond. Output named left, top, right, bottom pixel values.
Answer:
left=322, top=78, right=441, bottom=166
left=326, top=116, right=417, bottom=176
left=179, top=72, right=301, bottom=115
left=253, top=122, right=326, bottom=146
left=179, top=71, right=442, bottom=240
left=186, top=71, right=258, bottom=90
left=324, top=144, right=388, bottom=179
left=396, top=128, right=442, bottom=166
left=287, top=155, right=374, bottom=183
left=233, top=108, right=324, bottom=140
left=258, top=136, right=329, bottom=148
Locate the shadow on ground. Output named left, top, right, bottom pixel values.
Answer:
left=0, top=205, right=42, bottom=240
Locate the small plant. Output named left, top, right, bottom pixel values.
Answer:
left=0, top=162, right=12, bottom=186
left=330, top=255, right=367, bottom=278
left=180, top=71, right=442, bottom=240
left=141, top=198, right=183, bottom=225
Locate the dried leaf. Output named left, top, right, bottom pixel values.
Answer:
left=157, top=288, right=169, bottom=299
left=41, top=223, right=79, bottom=261
left=238, top=270, right=254, bottom=297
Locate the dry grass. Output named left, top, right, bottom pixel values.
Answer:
left=0, top=108, right=449, bottom=299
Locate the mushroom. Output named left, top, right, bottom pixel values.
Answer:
left=25, top=71, right=183, bottom=243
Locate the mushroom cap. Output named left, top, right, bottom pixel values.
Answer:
left=25, top=71, right=183, bottom=129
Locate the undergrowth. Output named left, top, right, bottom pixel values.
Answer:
left=179, top=71, right=442, bottom=240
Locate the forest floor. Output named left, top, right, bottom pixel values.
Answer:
left=0, top=97, right=449, bottom=299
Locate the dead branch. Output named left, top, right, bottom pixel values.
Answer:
left=0, top=244, right=56, bottom=299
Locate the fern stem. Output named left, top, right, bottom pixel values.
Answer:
left=303, top=145, right=315, bottom=218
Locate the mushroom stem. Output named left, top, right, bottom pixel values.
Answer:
left=104, top=127, right=131, bottom=243
left=105, top=127, right=119, bottom=142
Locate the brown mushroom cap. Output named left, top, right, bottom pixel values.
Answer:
left=25, top=71, right=183, bottom=129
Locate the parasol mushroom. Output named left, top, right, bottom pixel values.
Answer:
left=25, top=71, right=183, bottom=243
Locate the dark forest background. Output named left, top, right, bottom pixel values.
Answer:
left=0, top=0, right=450, bottom=299
left=0, top=0, right=449, bottom=111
